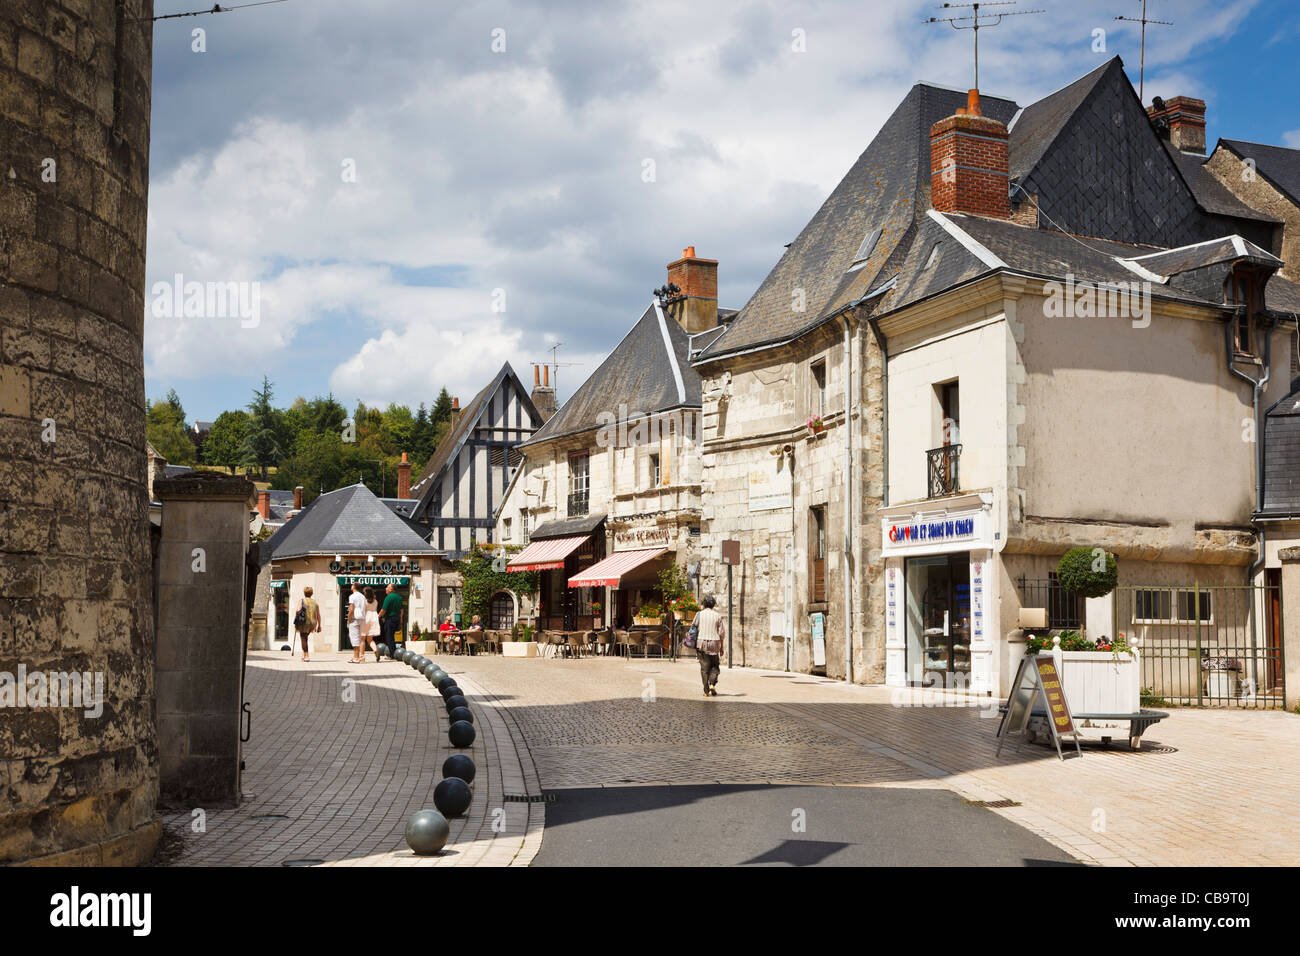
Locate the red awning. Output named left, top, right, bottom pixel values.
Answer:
left=506, top=536, right=591, bottom=571
left=567, top=548, right=669, bottom=588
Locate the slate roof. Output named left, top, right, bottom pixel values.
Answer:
left=523, top=303, right=700, bottom=446
left=1128, top=236, right=1281, bottom=276
left=163, top=464, right=194, bottom=478
left=1162, top=142, right=1280, bottom=223
left=267, top=483, right=442, bottom=561
left=696, top=82, right=1017, bottom=361
left=697, top=56, right=1292, bottom=365
left=529, top=514, right=607, bottom=541
left=267, top=488, right=296, bottom=521
left=1220, top=139, right=1300, bottom=207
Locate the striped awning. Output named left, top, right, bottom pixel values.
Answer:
left=567, top=548, right=669, bottom=588
left=506, top=535, right=591, bottom=572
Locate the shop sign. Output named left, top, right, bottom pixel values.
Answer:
left=887, top=517, right=976, bottom=544
left=614, top=527, right=672, bottom=550
left=880, top=509, right=991, bottom=556
left=328, top=559, right=421, bottom=575
left=337, top=575, right=410, bottom=586
left=269, top=580, right=287, bottom=589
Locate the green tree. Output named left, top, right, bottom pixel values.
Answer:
left=240, top=375, right=284, bottom=481
left=203, top=410, right=250, bottom=472
left=146, top=396, right=196, bottom=465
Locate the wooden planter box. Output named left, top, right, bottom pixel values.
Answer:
left=502, top=641, right=539, bottom=658
left=633, top=616, right=663, bottom=626
left=1055, top=651, right=1140, bottom=733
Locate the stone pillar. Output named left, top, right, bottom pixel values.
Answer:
left=0, top=0, right=158, bottom=866
left=154, top=473, right=255, bottom=807
left=1282, top=548, right=1300, bottom=712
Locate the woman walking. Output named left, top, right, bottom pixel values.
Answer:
left=295, top=586, right=322, bottom=662
left=362, top=586, right=382, bottom=662
left=692, top=595, right=725, bottom=697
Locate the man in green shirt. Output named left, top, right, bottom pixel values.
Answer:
left=379, top=583, right=405, bottom=652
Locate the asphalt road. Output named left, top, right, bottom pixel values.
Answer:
left=532, top=784, right=1080, bottom=866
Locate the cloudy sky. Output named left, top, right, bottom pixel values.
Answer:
left=143, top=0, right=1298, bottom=422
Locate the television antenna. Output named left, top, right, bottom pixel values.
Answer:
left=543, top=343, right=582, bottom=395
left=924, top=2, right=1044, bottom=91
left=127, top=0, right=289, bottom=24
left=1115, top=1, right=1173, bottom=103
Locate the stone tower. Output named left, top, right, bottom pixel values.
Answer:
left=0, top=1, right=158, bottom=863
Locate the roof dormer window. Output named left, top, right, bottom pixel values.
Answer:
left=1224, top=269, right=1261, bottom=357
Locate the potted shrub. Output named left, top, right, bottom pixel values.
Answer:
left=1025, top=630, right=1139, bottom=731
left=1202, top=657, right=1242, bottom=699
left=503, top=620, right=539, bottom=657
left=669, top=595, right=700, bottom=621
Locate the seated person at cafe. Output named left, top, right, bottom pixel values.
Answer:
left=467, top=615, right=483, bottom=631
left=439, top=614, right=461, bottom=652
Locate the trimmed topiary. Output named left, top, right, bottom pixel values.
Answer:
left=1056, top=547, right=1118, bottom=598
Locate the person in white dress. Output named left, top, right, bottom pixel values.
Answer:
left=363, top=586, right=382, bottom=662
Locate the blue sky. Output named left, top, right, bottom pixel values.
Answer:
left=142, top=0, right=1300, bottom=424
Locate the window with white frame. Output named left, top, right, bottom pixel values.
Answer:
left=1132, top=588, right=1214, bottom=625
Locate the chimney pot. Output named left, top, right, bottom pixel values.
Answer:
left=397, top=453, right=412, bottom=500
left=666, top=246, right=720, bottom=333
left=257, top=489, right=270, bottom=521
left=930, top=99, right=1010, bottom=220
left=452, top=396, right=459, bottom=411
left=1146, top=95, right=1206, bottom=155
left=544, top=365, right=549, bottom=386
left=293, top=485, right=303, bottom=511
left=534, top=365, right=540, bottom=386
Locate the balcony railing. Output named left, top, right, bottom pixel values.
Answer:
left=926, top=444, right=961, bottom=498
left=567, top=492, right=589, bottom=517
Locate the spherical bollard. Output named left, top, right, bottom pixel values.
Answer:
left=444, top=694, right=467, bottom=713
left=420, top=661, right=437, bottom=677
left=429, top=672, right=447, bottom=686
left=404, top=809, right=450, bottom=856
left=433, top=777, right=472, bottom=817
left=377, top=643, right=389, bottom=658
left=437, top=676, right=458, bottom=694
left=448, top=720, right=475, bottom=748
left=448, top=706, right=473, bottom=725
left=398, top=649, right=411, bottom=664
left=442, top=754, right=476, bottom=784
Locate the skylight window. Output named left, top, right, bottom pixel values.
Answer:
left=846, top=227, right=881, bottom=272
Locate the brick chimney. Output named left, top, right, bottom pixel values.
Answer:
left=397, top=452, right=411, bottom=500
left=530, top=364, right=557, bottom=423
left=1147, top=95, right=1206, bottom=155
left=293, top=485, right=303, bottom=510
left=257, top=489, right=270, bottom=520
left=666, top=246, right=719, bottom=333
left=930, top=89, right=1011, bottom=219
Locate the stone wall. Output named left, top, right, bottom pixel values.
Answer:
left=0, top=0, right=158, bottom=864
left=698, top=317, right=884, bottom=681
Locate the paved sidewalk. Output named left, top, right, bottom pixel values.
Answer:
left=448, top=654, right=1300, bottom=867
left=160, top=651, right=543, bottom=866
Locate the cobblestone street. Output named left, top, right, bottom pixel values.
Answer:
left=164, top=649, right=1300, bottom=867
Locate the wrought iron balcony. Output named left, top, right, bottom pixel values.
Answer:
left=567, top=492, right=589, bottom=517
left=926, top=444, right=961, bottom=498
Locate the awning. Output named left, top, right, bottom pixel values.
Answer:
left=507, top=535, right=591, bottom=571
left=567, top=548, right=669, bottom=588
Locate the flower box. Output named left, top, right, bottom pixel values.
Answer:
left=1054, top=650, right=1140, bottom=733
left=633, top=615, right=662, bottom=626
left=503, top=641, right=539, bottom=658
left=404, top=640, right=434, bottom=654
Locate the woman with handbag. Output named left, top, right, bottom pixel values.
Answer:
left=691, top=594, right=725, bottom=697
left=295, top=586, right=322, bottom=662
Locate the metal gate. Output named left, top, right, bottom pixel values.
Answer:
left=1113, top=583, right=1284, bottom=708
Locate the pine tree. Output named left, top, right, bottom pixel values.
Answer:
left=240, top=375, right=284, bottom=481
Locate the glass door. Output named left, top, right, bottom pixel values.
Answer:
left=904, top=554, right=971, bottom=686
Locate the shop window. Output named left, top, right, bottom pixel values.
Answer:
left=810, top=505, right=827, bottom=603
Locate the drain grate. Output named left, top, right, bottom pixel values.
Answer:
left=964, top=799, right=1021, bottom=809
left=503, top=794, right=556, bottom=803
left=281, top=858, right=324, bottom=867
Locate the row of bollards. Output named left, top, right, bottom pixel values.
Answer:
left=377, top=644, right=479, bottom=856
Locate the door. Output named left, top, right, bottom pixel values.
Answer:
left=904, top=553, right=971, bottom=686
left=1266, top=569, right=1283, bottom=693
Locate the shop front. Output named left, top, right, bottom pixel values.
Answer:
left=507, top=516, right=606, bottom=630
left=882, top=492, right=997, bottom=695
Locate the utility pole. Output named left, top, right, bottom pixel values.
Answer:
left=924, top=2, right=1044, bottom=91
left=1115, top=1, right=1173, bottom=104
